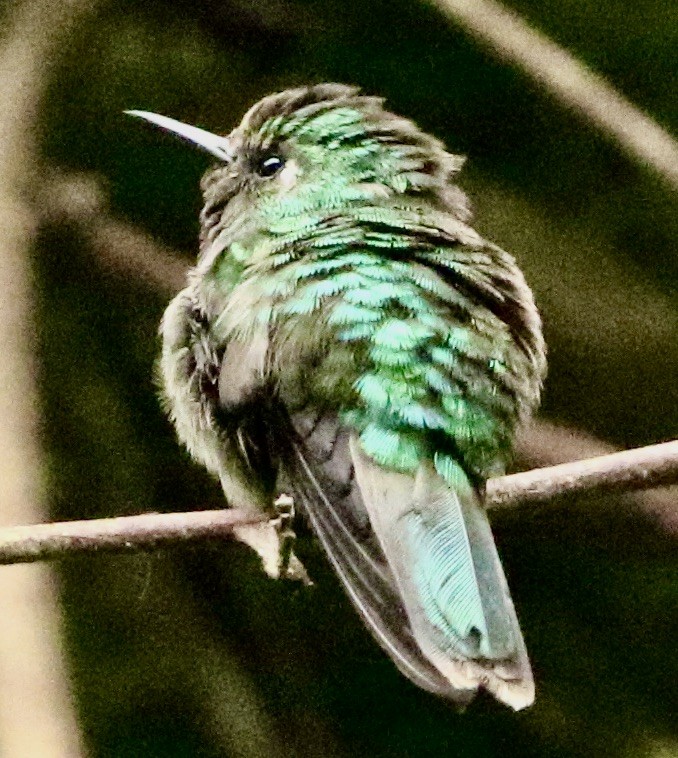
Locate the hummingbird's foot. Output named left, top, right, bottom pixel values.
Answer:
left=272, top=493, right=295, bottom=576
left=272, top=493, right=312, bottom=585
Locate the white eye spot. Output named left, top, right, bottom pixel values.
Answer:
left=278, top=159, right=301, bottom=190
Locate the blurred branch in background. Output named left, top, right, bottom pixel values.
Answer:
left=41, top=172, right=187, bottom=296
left=0, top=0, right=101, bottom=755
left=0, top=438, right=676, bottom=566
left=428, top=0, right=678, bottom=189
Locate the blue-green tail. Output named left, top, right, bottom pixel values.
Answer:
left=349, top=435, right=534, bottom=709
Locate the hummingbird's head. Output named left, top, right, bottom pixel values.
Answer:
left=128, top=84, right=468, bottom=255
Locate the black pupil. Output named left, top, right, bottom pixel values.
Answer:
left=259, top=155, right=284, bottom=177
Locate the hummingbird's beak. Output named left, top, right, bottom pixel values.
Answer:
left=125, top=110, right=233, bottom=162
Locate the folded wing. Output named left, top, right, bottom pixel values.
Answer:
left=283, top=411, right=534, bottom=708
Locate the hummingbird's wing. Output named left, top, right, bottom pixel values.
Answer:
left=284, top=409, right=458, bottom=699
left=283, top=410, right=533, bottom=709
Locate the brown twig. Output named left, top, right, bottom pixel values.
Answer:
left=513, top=421, right=678, bottom=533
left=0, top=510, right=264, bottom=565
left=0, top=439, right=676, bottom=566
left=428, top=0, right=678, bottom=188
left=488, top=439, right=678, bottom=508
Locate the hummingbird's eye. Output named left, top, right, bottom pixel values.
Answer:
left=257, top=154, right=285, bottom=177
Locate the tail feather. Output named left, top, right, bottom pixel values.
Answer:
left=293, top=463, right=451, bottom=695
left=349, top=434, right=534, bottom=710
left=407, top=461, right=515, bottom=658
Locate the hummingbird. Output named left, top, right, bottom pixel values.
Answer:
left=127, top=84, right=546, bottom=710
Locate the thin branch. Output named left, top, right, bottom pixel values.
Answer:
left=0, top=439, right=676, bottom=566
left=488, top=439, right=678, bottom=508
left=514, top=421, right=678, bottom=533
left=0, top=510, right=264, bottom=565
left=427, top=0, right=678, bottom=189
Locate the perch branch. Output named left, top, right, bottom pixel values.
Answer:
left=0, top=509, right=264, bottom=565
left=428, top=0, right=678, bottom=188
left=0, top=440, right=676, bottom=566
left=487, top=438, right=678, bottom=508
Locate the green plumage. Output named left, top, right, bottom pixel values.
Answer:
left=136, top=84, right=546, bottom=709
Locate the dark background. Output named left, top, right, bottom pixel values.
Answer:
left=26, top=0, right=678, bottom=754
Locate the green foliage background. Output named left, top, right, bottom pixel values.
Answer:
left=30, top=0, right=678, bottom=754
